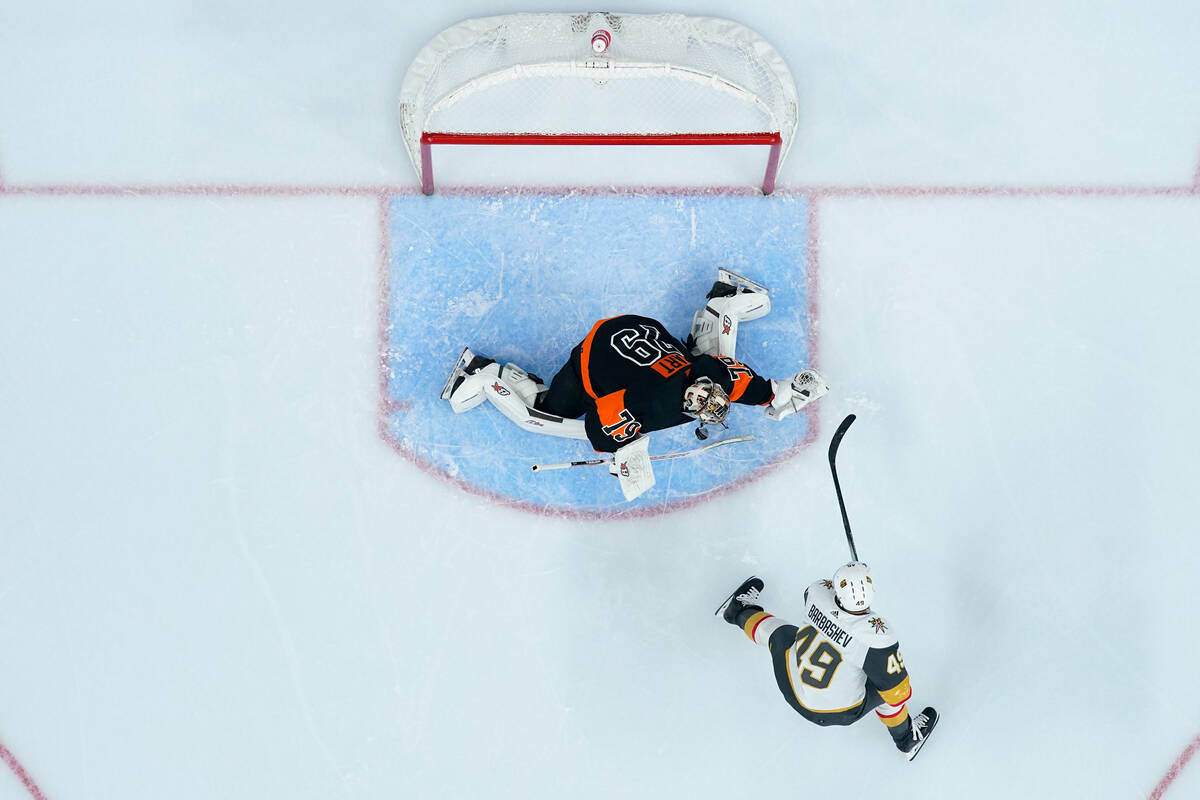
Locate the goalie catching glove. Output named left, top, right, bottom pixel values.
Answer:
left=765, top=369, right=829, bottom=421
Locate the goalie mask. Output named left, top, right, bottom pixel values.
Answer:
left=682, top=377, right=731, bottom=425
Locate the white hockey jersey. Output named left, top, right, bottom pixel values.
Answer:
left=780, top=580, right=911, bottom=715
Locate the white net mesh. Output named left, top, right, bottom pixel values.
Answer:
left=398, top=13, right=799, bottom=183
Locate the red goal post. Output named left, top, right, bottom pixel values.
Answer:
left=399, top=13, right=799, bottom=194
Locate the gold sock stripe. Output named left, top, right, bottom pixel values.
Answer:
left=877, top=676, right=912, bottom=707
left=876, top=705, right=910, bottom=728
left=743, top=611, right=772, bottom=641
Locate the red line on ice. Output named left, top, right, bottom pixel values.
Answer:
left=803, top=183, right=1198, bottom=199
left=0, top=739, right=49, bottom=800
left=1149, top=732, right=1200, bottom=800
left=377, top=411, right=819, bottom=522
left=806, top=193, right=822, bottom=370
left=2, top=181, right=1197, bottom=200
left=0, top=182, right=404, bottom=198
left=377, top=192, right=396, bottom=424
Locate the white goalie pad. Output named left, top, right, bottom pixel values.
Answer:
left=447, top=372, right=488, bottom=414
left=498, top=362, right=544, bottom=407
left=765, top=369, right=829, bottom=421
left=611, top=437, right=655, bottom=501
left=443, top=347, right=488, bottom=412
left=481, top=367, right=589, bottom=441
left=445, top=357, right=587, bottom=440
left=689, top=269, right=771, bottom=359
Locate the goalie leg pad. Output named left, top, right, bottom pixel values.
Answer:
left=689, top=271, right=771, bottom=359
left=443, top=347, right=502, bottom=413
left=498, top=362, right=546, bottom=408
left=447, top=363, right=499, bottom=413
left=481, top=374, right=589, bottom=440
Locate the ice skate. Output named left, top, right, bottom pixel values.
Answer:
left=441, top=347, right=498, bottom=413
left=716, top=268, right=769, bottom=296
left=440, top=347, right=474, bottom=400
left=715, top=576, right=765, bottom=624
left=899, top=707, right=939, bottom=761
left=440, top=347, right=497, bottom=401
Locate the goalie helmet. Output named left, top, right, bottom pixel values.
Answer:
left=833, top=561, right=874, bottom=613
left=682, top=376, right=730, bottom=425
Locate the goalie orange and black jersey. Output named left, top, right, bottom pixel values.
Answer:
left=568, top=315, right=774, bottom=452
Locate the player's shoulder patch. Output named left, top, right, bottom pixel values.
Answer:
left=848, top=611, right=898, bottom=646
left=808, top=579, right=834, bottom=602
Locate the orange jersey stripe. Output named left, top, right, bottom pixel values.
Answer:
left=724, top=359, right=755, bottom=402
left=594, top=390, right=630, bottom=428
left=578, top=317, right=614, bottom=401
left=727, top=374, right=752, bottom=402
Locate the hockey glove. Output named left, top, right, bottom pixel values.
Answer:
left=765, top=369, right=829, bottom=421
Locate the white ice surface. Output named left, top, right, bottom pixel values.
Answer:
left=1, top=2, right=1199, bottom=799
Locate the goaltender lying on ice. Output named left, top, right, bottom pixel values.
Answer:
left=440, top=270, right=828, bottom=500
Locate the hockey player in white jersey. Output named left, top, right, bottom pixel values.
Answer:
left=717, top=563, right=938, bottom=760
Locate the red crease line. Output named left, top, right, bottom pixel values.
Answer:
left=1149, top=732, right=1200, bottom=800
left=0, top=739, right=49, bottom=800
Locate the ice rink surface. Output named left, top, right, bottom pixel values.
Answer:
left=1, top=2, right=1199, bottom=799
left=384, top=192, right=815, bottom=514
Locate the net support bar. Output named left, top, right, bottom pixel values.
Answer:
left=419, top=132, right=785, bottom=195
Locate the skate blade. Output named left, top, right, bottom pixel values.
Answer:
left=717, top=268, right=769, bottom=294
left=906, top=716, right=939, bottom=761
left=439, top=346, right=474, bottom=400
left=713, top=575, right=759, bottom=616
left=713, top=587, right=738, bottom=616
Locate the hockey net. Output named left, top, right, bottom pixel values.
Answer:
left=398, top=12, right=799, bottom=194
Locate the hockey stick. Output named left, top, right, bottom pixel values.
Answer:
left=828, top=414, right=859, bottom=561
left=530, top=435, right=755, bottom=472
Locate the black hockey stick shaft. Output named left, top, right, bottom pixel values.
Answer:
left=828, top=414, right=859, bottom=561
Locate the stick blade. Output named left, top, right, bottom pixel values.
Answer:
left=828, top=413, right=856, bottom=463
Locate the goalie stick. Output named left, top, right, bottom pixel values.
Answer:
left=828, top=413, right=859, bottom=561
left=530, top=435, right=755, bottom=472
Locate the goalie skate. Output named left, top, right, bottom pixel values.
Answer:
left=439, top=347, right=475, bottom=400
left=716, top=268, right=769, bottom=295
left=440, top=347, right=498, bottom=413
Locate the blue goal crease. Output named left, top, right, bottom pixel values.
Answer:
left=382, top=192, right=813, bottom=516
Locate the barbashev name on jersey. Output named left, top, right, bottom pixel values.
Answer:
left=808, top=604, right=853, bottom=647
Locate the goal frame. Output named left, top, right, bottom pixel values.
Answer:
left=400, top=13, right=798, bottom=195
